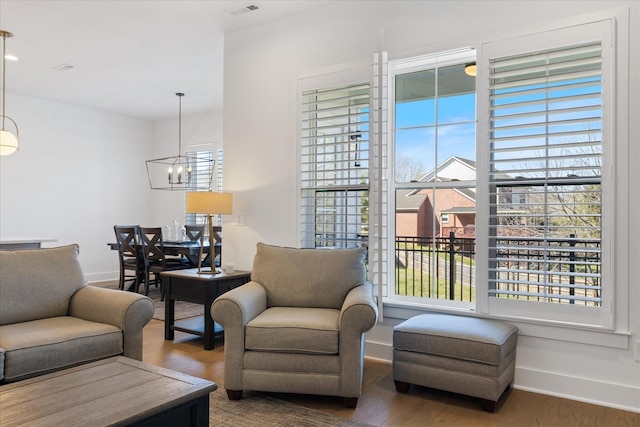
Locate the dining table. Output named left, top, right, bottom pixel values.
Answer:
left=107, top=240, right=219, bottom=267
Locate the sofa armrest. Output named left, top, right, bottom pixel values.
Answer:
left=69, top=286, right=154, bottom=360
left=211, top=281, right=267, bottom=391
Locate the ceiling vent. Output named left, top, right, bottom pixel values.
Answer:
left=229, top=4, right=259, bottom=16
left=52, top=63, right=74, bottom=71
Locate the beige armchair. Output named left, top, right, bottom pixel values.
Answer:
left=212, top=242, right=378, bottom=408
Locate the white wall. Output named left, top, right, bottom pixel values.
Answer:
left=222, top=0, right=639, bottom=412
left=0, top=93, right=153, bottom=282
left=0, top=93, right=223, bottom=283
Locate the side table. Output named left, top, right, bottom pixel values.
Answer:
left=162, top=269, right=251, bottom=350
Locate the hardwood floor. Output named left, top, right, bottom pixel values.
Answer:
left=143, top=319, right=639, bottom=426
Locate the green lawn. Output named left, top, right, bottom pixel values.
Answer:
left=395, top=266, right=476, bottom=301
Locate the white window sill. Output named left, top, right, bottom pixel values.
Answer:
left=382, top=300, right=630, bottom=350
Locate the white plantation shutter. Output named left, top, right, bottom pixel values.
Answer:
left=300, top=82, right=370, bottom=249
left=185, top=149, right=215, bottom=226
left=479, top=20, right=613, bottom=325
left=298, top=61, right=388, bottom=318
left=370, top=51, right=389, bottom=315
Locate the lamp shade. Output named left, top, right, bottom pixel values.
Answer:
left=186, top=192, right=233, bottom=215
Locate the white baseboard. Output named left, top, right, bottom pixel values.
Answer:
left=515, top=366, right=640, bottom=414
left=84, top=272, right=118, bottom=284
left=364, top=340, right=640, bottom=413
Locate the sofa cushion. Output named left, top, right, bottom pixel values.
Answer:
left=0, top=316, right=122, bottom=382
left=251, top=242, right=366, bottom=309
left=245, top=307, right=340, bottom=355
left=0, top=244, right=86, bottom=325
left=393, top=313, right=518, bottom=366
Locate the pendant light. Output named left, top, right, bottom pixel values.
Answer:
left=0, top=30, right=19, bottom=156
left=464, top=62, right=477, bottom=77
left=145, top=93, right=213, bottom=190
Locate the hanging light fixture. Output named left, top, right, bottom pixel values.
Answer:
left=145, top=93, right=213, bottom=190
left=0, top=30, right=19, bottom=156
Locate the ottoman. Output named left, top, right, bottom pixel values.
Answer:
left=393, top=313, right=517, bottom=412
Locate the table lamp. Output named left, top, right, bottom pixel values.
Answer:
left=186, top=191, right=233, bottom=274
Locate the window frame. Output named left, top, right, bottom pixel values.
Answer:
left=386, top=48, right=478, bottom=309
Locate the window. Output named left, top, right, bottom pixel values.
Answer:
left=298, top=15, right=623, bottom=331
left=477, top=19, right=614, bottom=327
left=184, top=149, right=217, bottom=227
left=386, top=19, right=616, bottom=328
left=390, top=49, right=477, bottom=307
left=300, top=83, right=370, bottom=249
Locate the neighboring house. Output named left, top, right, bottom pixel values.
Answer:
left=396, top=156, right=476, bottom=238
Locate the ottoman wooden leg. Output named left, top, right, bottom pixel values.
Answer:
left=394, top=380, right=410, bottom=393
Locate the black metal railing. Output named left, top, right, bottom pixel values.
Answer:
left=395, top=232, right=476, bottom=302
left=395, top=232, right=601, bottom=305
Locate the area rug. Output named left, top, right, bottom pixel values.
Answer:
left=93, top=281, right=202, bottom=321
left=209, top=390, right=377, bottom=427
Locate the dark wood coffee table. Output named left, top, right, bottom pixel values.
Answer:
left=162, top=269, right=251, bottom=350
left=0, top=356, right=217, bottom=426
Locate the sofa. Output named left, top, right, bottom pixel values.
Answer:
left=0, top=244, right=154, bottom=382
left=212, top=242, right=378, bottom=408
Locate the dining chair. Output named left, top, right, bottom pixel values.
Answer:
left=139, top=227, right=191, bottom=297
left=184, top=224, right=207, bottom=267
left=185, top=224, right=204, bottom=243
left=113, top=225, right=143, bottom=292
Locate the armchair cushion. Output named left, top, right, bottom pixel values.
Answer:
left=0, top=317, right=122, bottom=382
left=245, top=307, right=340, bottom=354
left=251, top=242, right=366, bottom=309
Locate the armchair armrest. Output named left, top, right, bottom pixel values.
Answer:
left=211, top=280, right=267, bottom=330
left=340, top=281, right=378, bottom=334
left=211, top=281, right=267, bottom=391
left=69, top=286, right=154, bottom=360
left=338, top=281, right=378, bottom=398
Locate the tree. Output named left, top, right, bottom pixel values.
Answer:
left=395, top=156, right=426, bottom=182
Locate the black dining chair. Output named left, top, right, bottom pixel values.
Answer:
left=185, top=224, right=214, bottom=267
left=139, top=227, right=192, bottom=297
left=185, top=224, right=204, bottom=243
left=113, top=225, right=143, bottom=292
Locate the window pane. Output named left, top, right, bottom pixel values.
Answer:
left=436, top=122, right=476, bottom=168
left=437, top=64, right=476, bottom=123
left=395, top=188, right=476, bottom=302
left=395, top=127, right=435, bottom=181
left=304, top=189, right=369, bottom=248
left=395, top=62, right=476, bottom=184
left=396, top=99, right=435, bottom=128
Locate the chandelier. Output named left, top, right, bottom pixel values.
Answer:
left=145, top=93, right=212, bottom=190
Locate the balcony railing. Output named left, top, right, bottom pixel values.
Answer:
left=395, top=232, right=601, bottom=305
left=396, top=232, right=476, bottom=302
